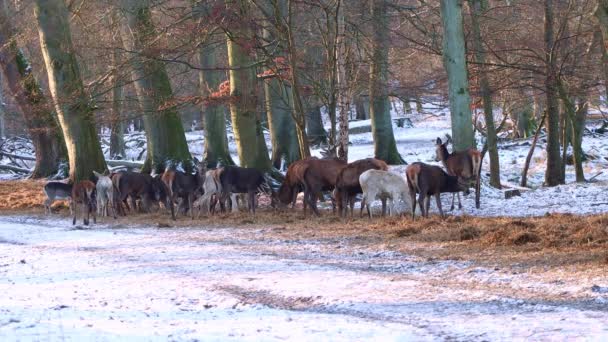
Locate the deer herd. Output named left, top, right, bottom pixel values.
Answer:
left=42, top=135, right=482, bottom=225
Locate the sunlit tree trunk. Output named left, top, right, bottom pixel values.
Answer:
left=440, top=0, right=474, bottom=151
left=193, top=1, right=234, bottom=168
left=33, top=0, right=106, bottom=182
left=543, top=0, right=563, bottom=186
left=468, top=0, right=500, bottom=188
left=226, top=0, right=272, bottom=170
left=0, top=0, right=67, bottom=177
left=120, top=0, right=192, bottom=174
left=369, top=0, right=403, bottom=164
left=262, top=0, right=302, bottom=168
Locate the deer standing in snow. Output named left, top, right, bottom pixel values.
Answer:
left=405, top=162, right=470, bottom=219
left=435, top=135, right=482, bottom=210
left=72, top=180, right=97, bottom=225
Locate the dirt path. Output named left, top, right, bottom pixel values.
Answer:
left=0, top=215, right=607, bottom=341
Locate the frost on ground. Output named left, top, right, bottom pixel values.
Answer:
left=1, top=216, right=607, bottom=341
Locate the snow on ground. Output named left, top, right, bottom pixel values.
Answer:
left=3, top=100, right=608, bottom=217
left=1, top=216, right=607, bottom=340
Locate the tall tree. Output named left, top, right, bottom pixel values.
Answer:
left=120, top=0, right=192, bottom=174
left=369, top=0, right=403, bottom=164
left=0, top=0, right=67, bottom=177
left=33, top=0, right=106, bottom=181
left=260, top=0, right=302, bottom=168
left=336, top=0, right=349, bottom=161
left=543, top=0, right=563, bottom=186
left=226, top=0, right=272, bottom=170
left=109, top=11, right=125, bottom=160
left=193, top=1, right=235, bottom=168
left=468, top=0, right=500, bottom=188
left=596, top=1, right=608, bottom=102
left=440, top=0, right=474, bottom=151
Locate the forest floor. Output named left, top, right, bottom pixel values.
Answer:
left=0, top=207, right=608, bottom=340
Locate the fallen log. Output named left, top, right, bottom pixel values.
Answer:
left=106, top=160, right=144, bottom=169
left=0, top=152, right=35, bottom=161
left=0, top=164, right=32, bottom=174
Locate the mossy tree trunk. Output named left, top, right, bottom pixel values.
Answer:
left=226, top=0, right=272, bottom=171
left=306, top=106, right=327, bottom=146
left=193, top=1, right=234, bottom=168
left=468, top=0, right=500, bottom=188
left=120, top=0, right=192, bottom=174
left=262, top=0, right=302, bottom=168
left=369, top=0, right=403, bottom=165
left=0, top=0, right=67, bottom=178
left=440, top=0, right=475, bottom=151
left=543, top=0, right=563, bottom=186
left=33, top=0, right=105, bottom=182
left=265, top=80, right=300, bottom=169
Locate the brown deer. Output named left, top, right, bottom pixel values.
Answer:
left=72, top=180, right=97, bottom=226
left=435, top=135, right=482, bottom=210
left=405, top=162, right=470, bottom=219
left=335, top=158, right=388, bottom=217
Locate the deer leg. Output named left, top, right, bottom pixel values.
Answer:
left=72, top=202, right=77, bottom=225
left=249, top=191, right=256, bottom=214
left=418, top=194, right=426, bottom=218
left=457, top=192, right=462, bottom=210
left=381, top=198, right=387, bottom=217
left=306, top=189, right=320, bottom=217
left=410, top=192, right=417, bottom=220
left=424, top=196, right=431, bottom=218
left=360, top=194, right=366, bottom=218
left=92, top=201, right=97, bottom=224
left=436, top=194, right=445, bottom=218
left=450, top=193, right=455, bottom=211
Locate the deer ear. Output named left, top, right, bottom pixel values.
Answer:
left=436, top=138, right=442, bottom=145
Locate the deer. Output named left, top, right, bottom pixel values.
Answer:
left=435, top=134, right=482, bottom=211
left=72, top=180, right=97, bottom=226
left=359, top=169, right=411, bottom=219
left=93, top=171, right=116, bottom=219
left=43, top=182, right=73, bottom=215
left=405, top=162, right=470, bottom=219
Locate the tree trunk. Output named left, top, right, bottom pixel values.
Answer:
left=557, top=81, right=586, bottom=182
left=594, top=29, right=608, bottom=104
left=34, top=0, right=106, bottom=182
left=336, top=0, right=349, bottom=161
left=109, top=14, right=125, bottom=160
left=261, top=0, right=303, bottom=168
left=543, top=0, right=563, bottom=186
left=193, top=2, right=235, bottom=168
left=369, top=0, right=403, bottom=165
left=468, top=0, right=500, bottom=188
left=306, top=105, right=327, bottom=146
left=265, top=80, right=300, bottom=169
left=0, top=0, right=67, bottom=178
left=226, top=0, right=272, bottom=171
left=0, top=72, right=4, bottom=139
left=120, top=0, right=192, bottom=174
left=440, top=0, right=475, bottom=151
left=355, top=96, right=368, bottom=120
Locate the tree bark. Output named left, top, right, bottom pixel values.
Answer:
left=336, top=0, right=349, bottom=161
left=440, top=0, right=475, bottom=151
left=120, top=0, right=192, bottom=174
left=33, top=0, right=105, bottom=182
left=193, top=1, right=235, bottom=168
left=226, top=0, right=272, bottom=171
left=0, top=71, right=4, bottom=139
left=543, top=0, right=563, bottom=186
left=261, top=0, right=303, bottom=168
left=557, top=81, right=586, bottom=182
left=109, top=13, right=125, bottom=160
left=0, top=0, right=67, bottom=178
left=306, top=105, right=327, bottom=146
left=468, top=0, right=499, bottom=187
left=369, top=0, right=403, bottom=164
left=265, top=80, right=301, bottom=169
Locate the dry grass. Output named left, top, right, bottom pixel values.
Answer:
left=2, top=179, right=608, bottom=266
